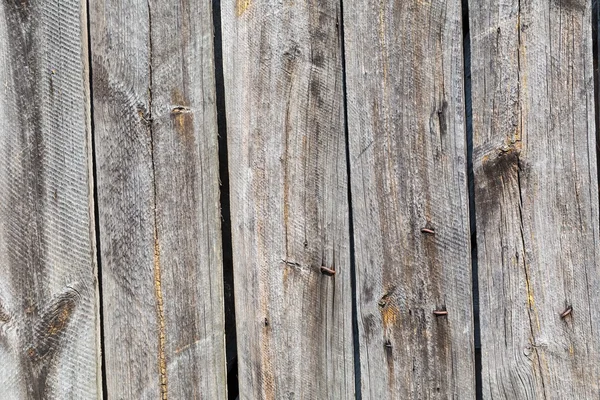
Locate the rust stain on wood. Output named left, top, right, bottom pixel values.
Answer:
left=42, top=290, right=79, bottom=338
left=171, top=89, right=193, bottom=141
left=154, top=229, right=168, bottom=399
left=47, top=305, right=74, bottom=336
left=380, top=300, right=398, bottom=329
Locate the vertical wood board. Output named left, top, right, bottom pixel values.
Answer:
left=469, top=0, right=600, bottom=397
left=0, top=0, right=100, bottom=398
left=90, top=0, right=226, bottom=398
left=343, top=1, right=475, bottom=398
left=222, top=1, right=355, bottom=398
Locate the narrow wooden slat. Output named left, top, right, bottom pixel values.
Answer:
left=222, top=1, right=355, bottom=398
left=343, top=1, right=475, bottom=398
left=469, top=0, right=600, bottom=397
left=0, top=0, right=100, bottom=398
left=90, top=0, right=226, bottom=398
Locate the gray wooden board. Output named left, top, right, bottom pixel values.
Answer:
left=221, top=1, right=355, bottom=398
left=0, top=0, right=100, bottom=398
left=343, top=0, right=475, bottom=398
left=90, top=0, right=226, bottom=398
left=469, top=0, right=600, bottom=397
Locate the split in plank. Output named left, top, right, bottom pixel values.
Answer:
left=90, top=0, right=226, bottom=398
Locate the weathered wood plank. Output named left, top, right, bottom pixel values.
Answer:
left=90, top=0, right=226, bottom=398
left=469, top=0, right=600, bottom=397
left=221, top=1, right=355, bottom=398
left=343, top=1, right=475, bottom=398
left=0, top=0, right=100, bottom=398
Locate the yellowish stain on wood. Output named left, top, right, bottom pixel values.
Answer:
left=236, top=0, right=251, bottom=16
left=524, top=273, right=535, bottom=312
left=524, top=272, right=542, bottom=331
left=381, top=303, right=398, bottom=328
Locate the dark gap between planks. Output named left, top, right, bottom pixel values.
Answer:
left=338, top=0, right=362, bottom=398
left=462, top=0, right=482, bottom=398
left=85, top=0, right=109, bottom=398
left=212, top=1, right=239, bottom=399
left=593, top=0, right=600, bottom=209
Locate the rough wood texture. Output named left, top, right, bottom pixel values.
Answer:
left=0, top=0, right=100, bottom=398
left=90, top=0, right=226, bottom=398
left=343, top=1, right=475, bottom=398
left=469, top=0, right=600, bottom=397
left=222, top=1, right=355, bottom=398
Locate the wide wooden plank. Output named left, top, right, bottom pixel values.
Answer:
left=90, top=0, right=226, bottom=398
left=469, top=0, right=600, bottom=397
left=343, top=1, right=475, bottom=398
left=0, top=0, right=100, bottom=398
left=221, top=1, right=355, bottom=398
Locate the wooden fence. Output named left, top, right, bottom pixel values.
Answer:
left=0, top=0, right=599, bottom=398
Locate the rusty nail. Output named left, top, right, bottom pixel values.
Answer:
left=421, top=228, right=435, bottom=235
left=560, top=306, right=572, bottom=319
left=171, top=105, right=190, bottom=114
left=320, top=266, right=336, bottom=276
left=264, top=318, right=269, bottom=326
left=433, top=310, right=448, bottom=316
left=384, top=340, right=392, bottom=348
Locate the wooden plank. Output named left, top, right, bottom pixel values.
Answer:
left=0, top=0, right=100, bottom=398
left=469, top=0, right=600, bottom=397
left=343, top=1, right=475, bottom=398
left=221, top=1, right=355, bottom=398
left=90, top=0, right=226, bottom=398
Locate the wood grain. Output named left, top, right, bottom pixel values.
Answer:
left=343, top=0, right=475, bottom=398
left=90, top=0, right=226, bottom=398
left=469, top=0, right=600, bottom=397
left=221, top=1, right=355, bottom=398
left=0, top=0, right=100, bottom=397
